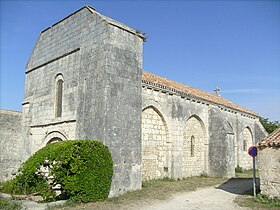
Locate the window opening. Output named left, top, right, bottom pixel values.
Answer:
left=55, top=78, right=63, bottom=117
left=191, top=135, right=195, bottom=157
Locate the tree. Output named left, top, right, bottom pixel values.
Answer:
left=260, top=117, right=280, bottom=134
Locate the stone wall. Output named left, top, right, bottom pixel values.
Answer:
left=22, top=6, right=143, bottom=197
left=142, top=106, right=170, bottom=180
left=182, top=116, right=206, bottom=177
left=142, top=83, right=267, bottom=179
left=208, top=108, right=235, bottom=177
left=259, top=147, right=280, bottom=199
left=0, top=110, right=23, bottom=182
left=75, top=11, right=143, bottom=196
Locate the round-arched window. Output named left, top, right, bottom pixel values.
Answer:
left=47, top=137, right=63, bottom=145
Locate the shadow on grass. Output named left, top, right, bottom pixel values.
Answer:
left=215, top=178, right=260, bottom=195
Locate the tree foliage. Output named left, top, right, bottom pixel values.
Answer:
left=260, top=117, right=280, bottom=134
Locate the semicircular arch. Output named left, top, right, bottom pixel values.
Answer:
left=41, top=131, right=68, bottom=146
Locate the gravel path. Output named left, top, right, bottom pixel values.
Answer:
left=137, top=178, right=254, bottom=210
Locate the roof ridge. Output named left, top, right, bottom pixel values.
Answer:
left=86, top=6, right=144, bottom=39
left=39, top=5, right=143, bottom=39
left=142, top=71, right=258, bottom=116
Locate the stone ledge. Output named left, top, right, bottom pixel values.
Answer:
left=0, top=110, right=22, bottom=115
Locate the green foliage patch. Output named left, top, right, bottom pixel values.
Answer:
left=0, top=196, right=21, bottom=210
left=235, top=165, right=244, bottom=173
left=255, top=194, right=280, bottom=207
left=260, top=117, right=280, bottom=134
left=0, top=140, right=113, bottom=203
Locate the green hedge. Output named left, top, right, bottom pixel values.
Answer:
left=1, top=140, right=113, bottom=202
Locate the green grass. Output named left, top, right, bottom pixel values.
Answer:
left=0, top=196, right=21, bottom=210
left=235, top=168, right=259, bottom=178
left=235, top=194, right=280, bottom=209
left=255, top=194, right=280, bottom=207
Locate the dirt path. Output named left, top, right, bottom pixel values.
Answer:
left=2, top=178, right=255, bottom=209
left=135, top=178, right=253, bottom=210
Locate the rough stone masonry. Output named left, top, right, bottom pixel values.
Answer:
left=0, top=6, right=267, bottom=197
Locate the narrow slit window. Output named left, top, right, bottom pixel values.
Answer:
left=191, top=135, right=195, bottom=157
left=55, top=79, right=63, bottom=117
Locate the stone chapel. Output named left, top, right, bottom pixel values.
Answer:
left=0, top=6, right=267, bottom=197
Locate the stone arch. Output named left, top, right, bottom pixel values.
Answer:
left=41, top=131, right=68, bottom=146
left=47, top=137, right=63, bottom=144
left=141, top=106, right=169, bottom=180
left=142, top=100, right=170, bottom=127
left=243, top=126, right=253, bottom=150
left=182, top=115, right=207, bottom=177
left=239, top=126, right=254, bottom=169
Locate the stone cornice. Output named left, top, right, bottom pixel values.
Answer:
left=142, top=80, right=257, bottom=119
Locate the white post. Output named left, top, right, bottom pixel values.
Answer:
left=253, top=156, right=256, bottom=197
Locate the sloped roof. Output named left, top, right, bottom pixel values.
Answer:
left=40, top=6, right=144, bottom=39
left=27, top=6, right=144, bottom=71
left=86, top=6, right=144, bottom=39
left=258, top=127, right=280, bottom=148
left=142, top=71, right=258, bottom=116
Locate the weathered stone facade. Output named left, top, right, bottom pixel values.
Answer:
left=142, top=106, right=170, bottom=180
left=258, top=128, right=280, bottom=199
left=21, top=6, right=143, bottom=197
left=0, top=110, right=23, bottom=182
left=258, top=147, right=280, bottom=199
left=0, top=6, right=268, bottom=197
left=141, top=78, right=267, bottom=180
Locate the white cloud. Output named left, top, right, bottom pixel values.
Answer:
left=220, top=88, right=263, bottom=94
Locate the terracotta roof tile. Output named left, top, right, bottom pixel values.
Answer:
left=142, top=71, right=258, bottom=116
left=258, top=127, right=280, bottom=148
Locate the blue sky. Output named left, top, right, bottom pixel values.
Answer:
left=1, top=0, right=280, bottom=121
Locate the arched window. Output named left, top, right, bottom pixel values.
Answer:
left=191, top=135, right=195, bottom=157
left=55, top=74, right=63, bottom=117
left=47, top=137, right=62, bottom=145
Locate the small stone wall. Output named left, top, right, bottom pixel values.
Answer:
left=259, top=147, right=280, bottom=199
left=0, top=110, right=23, bottom=182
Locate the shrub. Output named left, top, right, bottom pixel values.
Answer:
left=1, top=140, right=113, bottom=203
left=235, top=165, right=244, bottom=173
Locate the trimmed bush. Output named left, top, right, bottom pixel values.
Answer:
left=0, top=140, right=113, bottom=202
